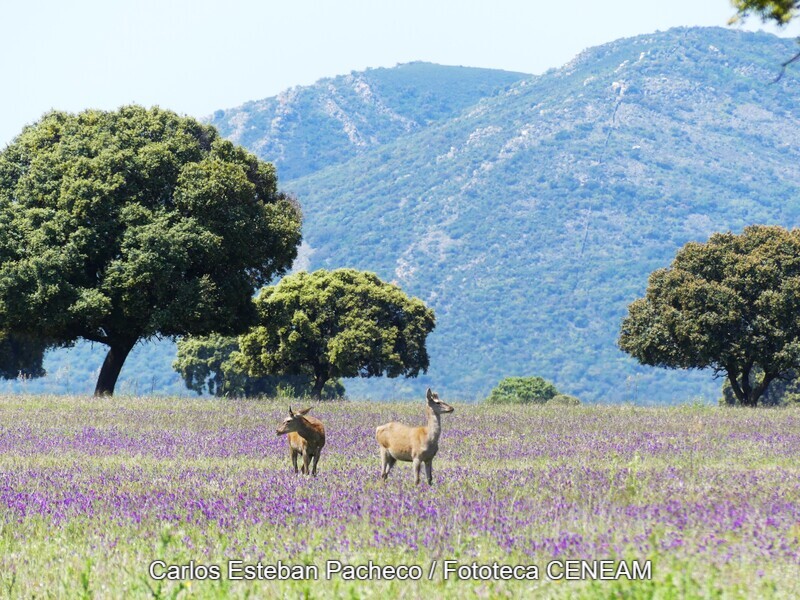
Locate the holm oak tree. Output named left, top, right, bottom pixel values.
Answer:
left=234, top=269, right=436, bottom=399
left=619, top=226, right=800, bottom=407
left=0, top=106, right=302, bottom=396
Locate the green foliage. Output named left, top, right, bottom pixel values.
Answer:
left=620, top=226, right=800, bottom=407
left=174, top=334, right=238, bottom=396
left=235, top=269, right=435, bottom=398
left=173, top=334, right=344, bottom=399
left=720, top=368, right=800, bottom=405
left=0, top=106, right=302, bottom=395
left=731, top=0, right=799, bottom=26
left=485, top=376, right=559, bottom=405
left=0, top=334, right=48, bottom=379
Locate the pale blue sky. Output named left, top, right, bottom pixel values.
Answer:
left=2, top=0, right=798, bottom=147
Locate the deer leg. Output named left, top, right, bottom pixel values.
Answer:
left=385, top=455, right=396, bottom=479
left=302, top=451, right=311, bottom=475
left=425, top=460, right=433, bottom=485
left=380, top=448, right=395, bottom=480
left=311, top=450, right=321, bottom=476
left=291, top=449, right=299, bottom=474
left=413, top=457, right=422, bottom=485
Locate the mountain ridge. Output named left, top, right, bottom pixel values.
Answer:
left=284, top=26, right=800, bottom=401
left=208, top=61, right=529, bottom=181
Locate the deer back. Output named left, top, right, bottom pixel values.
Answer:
left=376, top=421, right=429, bottom=458
left=297, top=415, right=326, bottom=450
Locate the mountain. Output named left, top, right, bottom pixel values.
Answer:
left=207, top=62, right=528, bottom=181
left=285, top=27, right=800, bottom=402
left=14, top=27, right=800, bottom=402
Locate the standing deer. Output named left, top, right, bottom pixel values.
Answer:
left=276, top=407, right=326, bottom=476
left=376, top=388, right=454, bottom=485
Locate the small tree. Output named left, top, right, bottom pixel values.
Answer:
left=619, top=226, right=800, bottom=407
left=173, top=334, right=344, bottom=399
left=0, top=106, right=302, bottom=396
left=235, top=269, right=436, bottom=399
left=485, top=376, right=559, bottom=404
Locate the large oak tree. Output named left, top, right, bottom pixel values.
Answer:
left=619, top=226, right=800, bottom=407
left=0, top=106, right=302, bottom=395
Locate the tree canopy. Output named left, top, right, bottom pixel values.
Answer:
left=235, top=269, right=436, bottom=398
left=173, top=334, right=344, bottom=399
left=0, top=106, right=302, bottom=395
left=619, top=225, right=800, bottom=407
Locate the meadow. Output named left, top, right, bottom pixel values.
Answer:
left=0, top=395, right=798, bottom=598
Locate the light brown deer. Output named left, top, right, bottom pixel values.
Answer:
left=276, top=407, right=326, bottom=476
left=376, top=388, right=454, bottom=485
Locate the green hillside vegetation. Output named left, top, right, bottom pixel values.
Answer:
left=208, top=62, right=528, bottom=180
left=285, top=27, right=800, bottom=402
left=13, top=27, right=800, bottom=402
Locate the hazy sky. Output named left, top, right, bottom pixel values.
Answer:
left=2, top=0, right=799, bottom=147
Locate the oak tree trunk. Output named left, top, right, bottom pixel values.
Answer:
left=311, top=373, right=327, bottom=400
left=94, top=339, right=136, bottom=397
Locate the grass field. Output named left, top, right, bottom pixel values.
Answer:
left=0, top=395, right=798, bottom=598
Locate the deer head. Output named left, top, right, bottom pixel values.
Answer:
left=276, top=406, right=312, bottom=435
left=426, top=388, right=454, bottom=414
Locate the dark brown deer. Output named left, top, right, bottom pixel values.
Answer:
left=376, top=388, right=454, bottom=485
left=276, top=407, right=326, bottom=476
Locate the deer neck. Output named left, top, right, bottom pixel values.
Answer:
left=425, top=406, right=442, bottom=444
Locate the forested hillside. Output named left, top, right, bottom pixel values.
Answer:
left=286, top=27, right=800, bottom=401
left=14, top=27, right=800, bottom=402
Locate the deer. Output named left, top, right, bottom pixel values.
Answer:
left=276, top=406, right=326, bottom=476
left=376, top=388, right=454, bottom=485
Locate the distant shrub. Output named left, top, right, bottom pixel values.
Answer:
left=547, top=394, right=581, bottom=406
left=485, top=376, right=559, bottom=405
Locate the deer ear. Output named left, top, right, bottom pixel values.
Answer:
left=289, top=406, right=295, bottom=417
left=426, top=388, right=434, bottom=401
left=297, top=407, right=312, bottom=415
